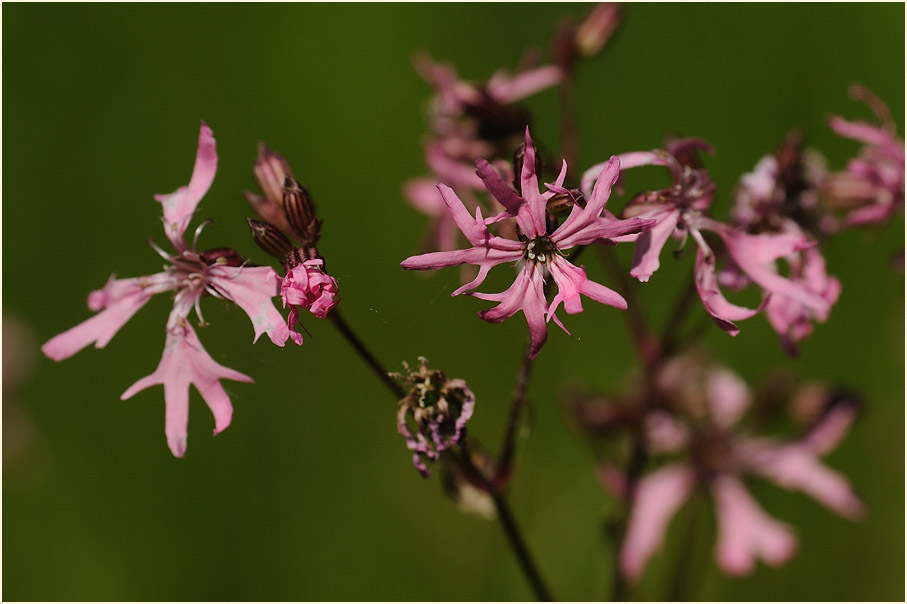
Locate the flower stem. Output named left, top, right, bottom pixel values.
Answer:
left=328, top=309, right=404, bottom=398
left=328, top=308, right=553, bottom=601
left=491, top=490, right=554, bottom=602
left=494, top=340, right=535, bottom=488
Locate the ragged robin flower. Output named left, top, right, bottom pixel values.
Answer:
left=402, top=128, right=654, bottom=357
left=42, top=123, right=292, bottom=457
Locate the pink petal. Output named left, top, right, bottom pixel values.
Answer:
left=628, top=208, right=681, bottom=282
left=553, top=156, right=621, bottom=245
left=620, top=464, right=695, bottom=581
left=802, top=402, right=858, bottom=456
left=42, top=273, right=174, bottom=361
left=486, top=65, right=562, bottom=104
left=474, top=263, right=548, bottom=357
left=706, top=366, right=752, bottom=429
left=154, top=122, right=218, bottom=248
left=744, top=442, right=864, bottom=519
left=121, top=320, right=252, bottom=458
left=519, top=128, right=547, bottom=237
left=208, top=265, right=292, bottom=347
left=713, top=476, right=797, bottom=575
left=695, top=249, right=763, bottom=336
left=547, top=256, right=626, bottom=326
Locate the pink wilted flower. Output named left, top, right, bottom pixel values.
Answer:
left=615, top=357, right=863, bottom=581
left=42, top=123, right=292, bottom=457
left=393, top=357, right=476, bottom=478
left=401, top=128, right=654, bottom=357
left=825, top=84, right=904, bottom=228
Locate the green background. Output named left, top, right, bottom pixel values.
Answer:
left=3, top=3, right=903, bottom=601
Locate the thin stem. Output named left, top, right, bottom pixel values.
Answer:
left=494, top=339, right=536, bottom=487
left=491, top=490, right=554, bottom=602
left=329, top=309, right=404, bottom=398
left=329, top=308, right=553, bottom=601
left=559, top=68, right=578, bottom=175
left=660, top=274, right=700, bottom=356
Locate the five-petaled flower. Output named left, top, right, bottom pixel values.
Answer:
left=42, top=123, right=292, bottom=457
left=402, top=128, right=654, bottom=357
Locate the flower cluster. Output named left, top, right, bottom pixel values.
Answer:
left=42, top=124, right=292, bottom=457
left=403, top=128, right=654, bottom=357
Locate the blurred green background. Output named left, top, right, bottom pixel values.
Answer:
left=3, top=3, right=903, bottom=601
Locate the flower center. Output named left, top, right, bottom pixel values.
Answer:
left=524, top=235, right=559, bottom=264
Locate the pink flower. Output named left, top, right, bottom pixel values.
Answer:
left=281, top=258, right=339, bottom=344
left=826, top=85, right=904, bottom=228
left=617, top=359, right=862, bottom=581
left=42, top=123, right=292, bottom=457
left=402, top=129, right=654, bottom=357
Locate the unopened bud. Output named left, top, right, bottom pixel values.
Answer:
left=283, top=177, right=322, bottom=245
left=575, top=3, right=622, bottom=58
left=254, top=143, right=293, bottom=207
left=246, top=217, right=294, bottom=260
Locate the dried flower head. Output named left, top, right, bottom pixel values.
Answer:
left=393, top=357, right=476, bottom=477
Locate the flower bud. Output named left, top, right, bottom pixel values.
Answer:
left=246, top=217, right=294, bottom=260
left=393, top=357, right=475, bottom=478
left=245, top=144, right=294, bottom=233
left=283, top=177, right=322, bottom=245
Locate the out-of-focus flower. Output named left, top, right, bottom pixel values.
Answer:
left=612, top=357, right=863, bottom=580
left=582, top=139, right=715, bottom=283
left=245, top=147, right=340, bottom=341
left=405, top=52, right=561, bottom=255
left=42, top=123, right=291, bottom=457
left=586, top=141, right=837, bottom=342
left=402, top=129, right=654, bottom=357
left=824, top=85, right=904, bottom=229
left=394, top=357, right=476, bottom=478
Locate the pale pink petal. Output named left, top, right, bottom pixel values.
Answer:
left=403, top=178, right=446, bottom=216
left=42, top=273, right=174, bottom=361
left=744, top=442, right=864, bottom=519
left=695, top=249, right=763, bottom=336
left=620, top=464, right=695, bottom=581
left=486, top=65, right=562, bottom=103
left=154, top=123, right=218, bottom=248
left=628, top=208, right=681, bottom=282
left=208, top=265, right=292, bottom=346
left=644, top=411, right=691, bottom=453
left=828, top=116, right=898, bottom=148
left=706, top=366, right=753, bottom=429
left=713, top=476, right=797, bottom=575
left=720, top=228, right=830, bottom=314
left=802, top=402, right=858, bottom=456
left=121, top=321, right=252, bottom=458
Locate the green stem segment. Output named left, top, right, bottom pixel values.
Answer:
left=328, top=309, right=554, bottom=602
